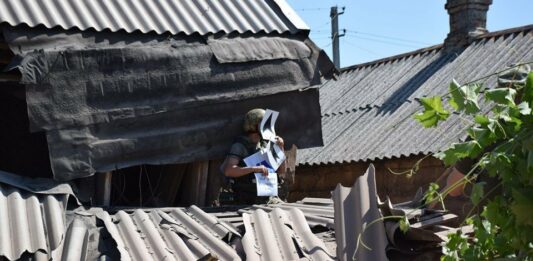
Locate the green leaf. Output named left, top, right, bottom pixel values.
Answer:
left=437, top=141, right=483, bottom=166
left=449, top=80, right=462, bottom=111
left=517, top=102, right=532, bottom=115
left=449, top=80, right=481, bottom=114
left=474, top=115, right=497, bottom=134
left=523, top=72, right=533, bottom=106
left=468, top=127, right=496, bottom=148
left=399, top=216, right=409, bottom=233
left=423, top=182, right=440, bottom=205
left=414, top=96, right=450, bottom=128
left=471, top=182, right=485, bottom=205
left=511, top=189, right=533, bottom=226
left=485, top=88, right=517, bottom=106
left=482, top=197, right=507, bottom=226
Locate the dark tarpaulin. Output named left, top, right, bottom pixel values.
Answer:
left=3, top=26, right=330, bottom=180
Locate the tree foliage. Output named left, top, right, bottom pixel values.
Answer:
left=414, top=64, right=533, bottom=260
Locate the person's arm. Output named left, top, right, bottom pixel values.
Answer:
left=223, top=156, right=268, bottom=177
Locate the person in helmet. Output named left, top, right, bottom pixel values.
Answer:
left=222, top=108, right=285, bottom=204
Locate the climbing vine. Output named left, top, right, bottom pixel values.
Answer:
left=414, top=63, right=533, bottom=260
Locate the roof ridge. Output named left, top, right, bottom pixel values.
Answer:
left=340, top=24, right=533, bottom=73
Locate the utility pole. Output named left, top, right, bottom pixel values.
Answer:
left=330, top=6, right=345, bottom=68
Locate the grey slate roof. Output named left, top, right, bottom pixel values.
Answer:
left=0, top=0, right=308, bottom=36
left=298, top=25, right=533, bottom=166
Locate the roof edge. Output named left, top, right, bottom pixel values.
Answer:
left=296, top=152, right=437, bottom=167
left=272, top=0, right=310, bottom=31
left=340, top=24, right=533, bottom=73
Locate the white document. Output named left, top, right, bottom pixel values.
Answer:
left=265, top=143, right=286, bottom=171
left=243, top=149, right=280, bottom=197
left=254, top=172, right=278, bottom=196
left=260, top=109, right=279, bottom=142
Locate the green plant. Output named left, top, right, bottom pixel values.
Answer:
left=414, top=64, right=533, bottom=260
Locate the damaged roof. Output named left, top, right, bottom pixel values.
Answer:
left=298, top=25, right=533, bottom=166
left=332, top=164, right=388, bottom=261
left=0, top=184, right=67, bottom=260
left=0, top=0, right=308, bottom=36
left=0, top=173, right=337, bottom=261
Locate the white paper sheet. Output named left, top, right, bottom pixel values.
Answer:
left=260, top=109, right=279, bottom=142
left=254, top=172, right=278, bottom=196
left=244, top=148, right=281, bottom=197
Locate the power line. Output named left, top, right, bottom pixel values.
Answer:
left=341, top=38, right=380, bottom=56
left=321, top=42, right=333, bottom=49
left=314, top=20, right=331, bottom=30
left=344, top=34, right=423, bottom=48
left=310, top=36, right=333, bottom=40
left=294, top=7, right=330, bottom=12
left=345, top=29, right=431, bottom=45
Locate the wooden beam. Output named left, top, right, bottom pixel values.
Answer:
left=205, top=159, right=225, bottom=206
left=179, top=160, right=209, bottom=206
left=95, top=172, right=113, bottom=206
left=279, top=145, right=297, bottom=201
left=193, top=161, right=209, bottom=206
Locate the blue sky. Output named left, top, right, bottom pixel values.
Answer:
left=286, top=0, right=533, bottom=67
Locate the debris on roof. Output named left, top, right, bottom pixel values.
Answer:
left=298, top=25, right=533, bottom=165
left=242, top=208, right=335, bottom=260
left=333, top=163, right=388, bottom=261
left=0, top=0, right=308, bottom=36
left=0, top=172, right=338, bottom=261
left=0, top=183, right=69, bottom=260
left=240, top=201, right=335, bottom=229
left=97, top=207, right=242, bottom=261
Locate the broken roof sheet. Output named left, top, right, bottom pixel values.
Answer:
left=242, top=208, right=334, bottom=260
left=0, top=183, right=68, bottom=260
left=298, top=25, right=533, bottom=165
left=0, top=173, right=336, bottom=261
left=241, top=202, right=335, bottom=229
left=333, top=164, right=388, bottom=261
left=0, top=0, right=308, bottom=36
left=98, top=207, right=242, bottom=261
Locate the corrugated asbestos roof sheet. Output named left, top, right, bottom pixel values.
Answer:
left=0, top=0, right=308, bottom=36
left=0, top=174, right=336, bottom=261
left=241, top=202, right=335, bottom=229
left=242, top=208, right=334, bottom=260
left=332, top=164, right=388, bottom=261
left=298, top=25, right=533, bottom=165
left=98, top=206, right=242, bottom=261
left=0, top=184, right=68, bottom=261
